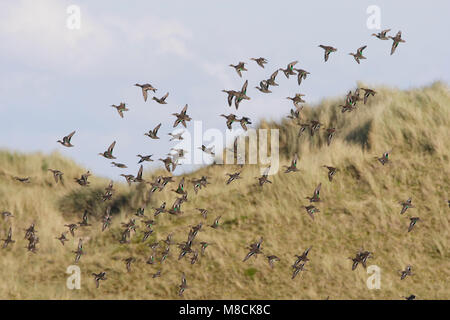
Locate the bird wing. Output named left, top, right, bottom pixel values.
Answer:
left=241, top=80, right=248, bottom=94
left=314, top=183, right=321, bottom=197
left=107, top=141, right=116, bottom=154
left=142, top=88, right=148, bottom=102
left=66, top=131, right=76, bottom=142
left=137, top=165, right=143, bottom=179
left=357, top=45, right=367, bottom=55
left=154, top=123, right=162, bottom=134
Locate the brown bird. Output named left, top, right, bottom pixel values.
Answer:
left=13, top=176, right=30, bottom=183
left=389, top=31, right=405, bottom=55
left=399, top=198, right=414, bottom=215
left=92, top=271, right=107, bottom=288
left=303, top=205, right=319, bottom=220
left=57, top=131, right=76, bottom=147
left=305, top=183, right=322, bottom=202
left=172, top=104, right=192, bottom=128
left=55, top=232, right=68, bottom=246
left=250, top=57, right=268, bottom=68
left=318, top=45, right=337, bottom=62
left=279, top=61, right=298, bottom=78
left=284, top=153, right=299, bottom=173
left=349, top=45, right=367, bottom=64
left=325, top=127, right=336, bottom=146
left=360, top=88, right=376, bottom=104
left=123, top=257, right=136, bottom=272
left=99, top=141, right=116, bottom=159
left=372, top=28, right=391, bottom=40
left=152, top=92, right=169, bottom=104
left=48, top=169, right=64, bottom=184
left=2, top=226, right=15, bottom=249
left=134, top=165, right=145, bottom=183
left=256, top=167, right=272, bottom=187
left=220, top=114, right=237, bottom=130
left=408, top=217, right=420, bottom=232
left=323, top=166, right=337, bottom=182
left=135, top=83, right=157, bottom=102
left=145, top=123, right=161, bottom=139
left=111, top=102, right=129, bottom=118
left=287, top=93, right=305, bottom=108
left=229, top=61, right=247, bottom=77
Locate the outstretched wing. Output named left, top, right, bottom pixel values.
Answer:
left=107, top=141, right=116, bottom=154
left=314, top=183, right=321, bottom=197
left=66, top=131, right=76, bottom=142
left=357, top=45, right=367, bottom=55
left=154, top=123, right=162, bottom=134
left=241, top=80, right=248, bottom=94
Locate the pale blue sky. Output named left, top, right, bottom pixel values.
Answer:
left=0, top=0, right=448, bottom=179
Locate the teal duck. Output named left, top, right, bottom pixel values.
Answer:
left=2, top=226, right=15, bottom=249
left=229, top=62, right=247, bottom=77
left=145, top=123, right=161, bottom=139
left=243, top=237, right=263, bottom=262
left=55, top=232, right=68, bottom=246
left=238, top=116, right=252, bottom=131
left=250, top=57, right=268, bottom=68
left=303, top=205, right=319, bottom=220
left=360, top=88, right=376, bottom=104
left=178, top=273, right=188, bottom=296
left=57, top=131, right=76, bottom=147
left=220, top=113, right=237, bottom=130
left=256, top=167, right=272, bottom=186
left=210, top=215, right=221, bottom=229
left=111, top=162, right=127, bottom=168
left=318, top=45, right=337, bottom=62
left=172, top=104, right=192, bottom=128
left=408, top=217, right=420, bottom=233
left=111, top=102, right=129, bottom=118
left=92, top=271, right=107, bottom=288
left=48, top=169, right=64, bottom=184
left=284, top=153, right=299, bottom=173
left=372, top=29, right=391, bottom=40
left=323, top=165, right=337, bottom=182
left=399, top=265, right=413, bottom=280
left=255, top=80, right=272, bottom=93
left=399, top=197, right=414, bottom=215
left=152, top=92, right=169, bottom=104
left=266, top=70, right=279, bottom=87
left=389, top=31, right=405, bottom=55
left=305, top=183, right=322, bottom=203
left=234, top=80, right=250, bottom=110
left=293, top=68, right=310, bottom=86
left=135, top=83, right=157, bottom=102
left=286, top=93, right=305, bottom=108
left=137, top=154, right=153, bottom=163
left=99, top=141, right=116, bottom=159
left=349, top=45, right=367, bottom=64
left=279, top=61, right=298, bottom=78
left=266, top=255, right=280, bottom=269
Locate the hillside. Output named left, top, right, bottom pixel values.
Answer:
left=0, top=82, right=449, bottom=299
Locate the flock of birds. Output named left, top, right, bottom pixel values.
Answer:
left=1, top=27, right=441, bottom=300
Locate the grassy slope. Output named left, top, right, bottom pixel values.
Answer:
left=0, top=82, right=448, bottom=299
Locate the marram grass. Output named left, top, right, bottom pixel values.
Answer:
left=0, top=82, right=448, bottom=299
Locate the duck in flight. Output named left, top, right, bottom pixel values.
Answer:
left=135, top=83, right=157, bottom=102
left=57, top=131, right=76, bottom=147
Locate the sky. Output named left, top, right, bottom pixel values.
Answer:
left=0, top=0, right=449, bottom=179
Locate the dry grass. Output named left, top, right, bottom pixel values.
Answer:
left=0, top=82, right=449, bottom=299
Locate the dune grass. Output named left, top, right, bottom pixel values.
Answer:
left=0, top=82, right=448, bottom=299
